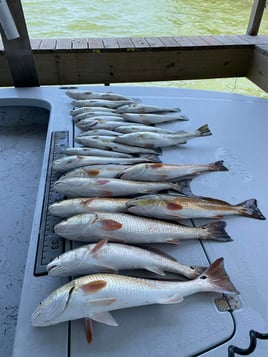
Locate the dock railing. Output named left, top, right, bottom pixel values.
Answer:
left=0, top=0, right=268, bottom=92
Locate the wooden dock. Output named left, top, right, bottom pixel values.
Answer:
left=1, top=34, right=268, bottom=91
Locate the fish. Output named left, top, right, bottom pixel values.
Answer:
left=47, top=239, right=206, bottom=279
left=116, top=103, right=181, bottom=114
left=52, top=155, right=160, bottom=172
left=32, top=258, right=239, bottom=331
left=77, top=129, right=121, bottom=137
left=121, top=112, right=188, bottom=124
left=126, top=194, right=266, bottom=220
left=115, top=124, right=177, bottom=134
left=73, top=111, right=123, bottom=122
left=76, top=117, right=124, bottom=130
left=54, top=177, right=192, bottom=197
left=74, top=119, right=141, bottom=131
left=74, top=136, right=162, bottom=155
left=70, top=107, right=117, bottom=116
left=71, top=99, right=135, bottom=109
left=66, top=90, right=132, bottom=101
left=60, top=147, right=131, bottom=157
left=114, top=124, right=212, bottom=148
left=120, top=161, right=228, bottom=181
left=54, top=212, right=231, bottom=243
left=61, top=164, right=130, bottom=179
left=49, top=198, right=129, bottom=217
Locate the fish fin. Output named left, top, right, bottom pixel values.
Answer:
left=197, top=124, right=212, bottom=137
left=99, top=219, right=122, bottom=231
left=157, top=295, right=184, bottom=304
left=141, top=245, right=177, bottom=262
left=87, top=297, right=116, bottom=307
left=198, top=258, right=239, bottom=295
left=91, top=238, right=108, bottom=256
left=200, top=221, right=233, bottom=242
left=81, top=280, right=107, bottom=294
left=208, top=160, right=228, bottom=172
left=89, top=311, right=118, bottom=326
left=145, top=266, right=166, bottom=276
left=97, top=264, right=119, bottom=273
left=164, top=238, right=180, bottom=244
left=85, top=318, right=93, bottom=344
left=103, top=236, right=126, bottom=243
left=171, top=179, right=193, bottom=196
left=236, top=198, right=266, bottom=220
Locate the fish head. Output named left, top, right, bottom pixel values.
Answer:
left=47, top=247, right=92, bottom=276
left=31, top=282, right=74, bottom=327
left=54, top=214, right=97, bottom=239
left=126, top=195, right=163, bottom=215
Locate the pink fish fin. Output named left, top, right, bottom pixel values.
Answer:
left=157, top=295, right=184, bottom=304
left=88, top=311, right=118, bottom=326
left=87, top=297, right=116, bottom=307
left=92, top=238, right=109, bottom=256
left=99, top=219, right=122, bottom=231
left=85, top=169, right=100, bottom=177
left=81, top=280, right=107, bottom=294
left=236, top=198, right=266, bottom=220
left=199, top=258, right=239, bottom=295
left=97, top=264, right=119, bottom=273
left=85, top=318, right=93, bottom=344
left=164, top=238, right=180, bottom=244
left=141, top=245, right=177, bottom=262
left=100, top=235, right=126, bottom=243
left=145, top=266, right=166, bottom=276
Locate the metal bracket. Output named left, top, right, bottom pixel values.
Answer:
left=215, top=295, right=241, bottom=312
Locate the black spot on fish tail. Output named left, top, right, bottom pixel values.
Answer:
left=237, top=198, right=266, bottom=220
left=208, top=160, right=229, bottom=172
left=199, top=258, right=239, bottom=295
left=201, top=221, right=233, bottom=242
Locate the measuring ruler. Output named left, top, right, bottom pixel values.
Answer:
left=34, top=131, right=69, bottom=276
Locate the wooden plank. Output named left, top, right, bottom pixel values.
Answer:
left=187, top=36, right=209, bottom=47
left=88, top=38, right=104, bottom=50
left=247, top=0, right=266, bottom=35
left=131, top=37, right=150, bottom=48
left=145, top=37, right=165, bottom=48
left=1, top=0, right=39, bottom=86
left=38, top=39, right=57, bottom=50
left=72, top=38, right=88, bottom=50
left=117, top=37, right=135, bottom=49
left=247, top=45, right=268, bottom=91
left=173, top=36, right=195, bottom=47
left=102, top=38, right=119, bottom=49
left=200, top=36, right=224, bottom=46
left=159, top=37, right=180, bottom=48
left=30, top=39, right=42, bottom=50
left=56, top=38, right=72, bottom=50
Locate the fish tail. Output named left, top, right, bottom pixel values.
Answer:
left=197, top=124, right=212, bottom=137
left=199, top=258, right=239, bottom=295
left=172, top=179, right=193, bottom=196
left=201, top=221, right=233, bottom=242
left=208, top=160, right=228, bottom=172
left=141, top=154, right=162, bottom=163
left=236, top=199, right=266, bottom=220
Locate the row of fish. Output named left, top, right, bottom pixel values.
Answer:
left=31, top=90, right=262, bottom=345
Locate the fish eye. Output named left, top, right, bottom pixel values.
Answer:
left=199, top=275, right=207, bottom=280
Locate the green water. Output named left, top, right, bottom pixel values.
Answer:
left=21, top=0, right=268, bottom=97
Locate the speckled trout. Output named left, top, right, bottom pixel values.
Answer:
left=54, top=212, right=232, bottom=243
left=47, top=239, right=206, bottom=279
left=126, top=194, right=266, bottom=220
